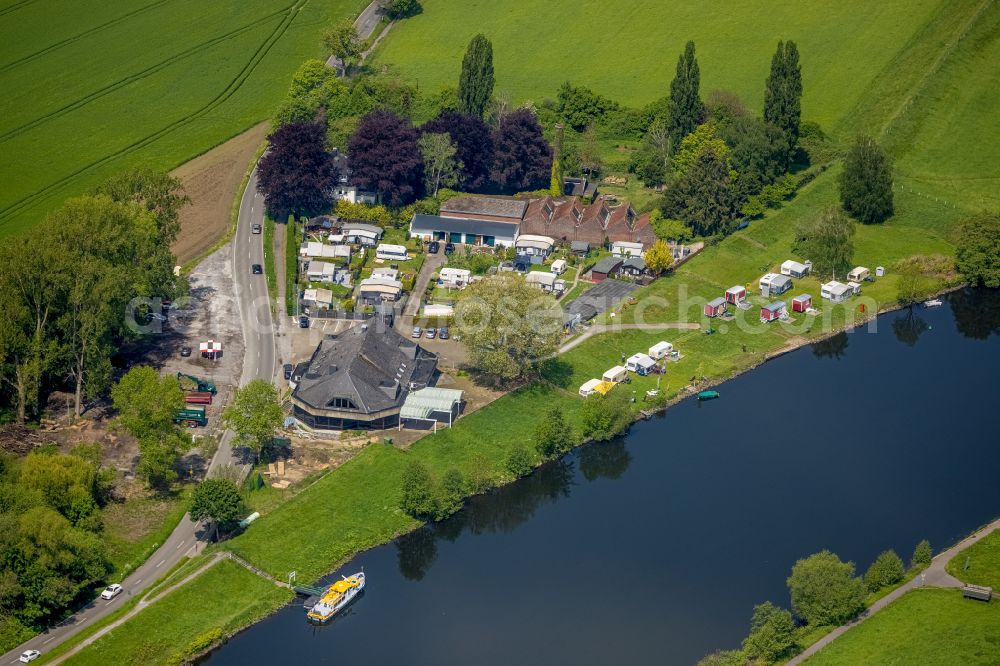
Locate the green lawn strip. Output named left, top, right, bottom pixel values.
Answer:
left=946, top=529, right=1000, bottom=589
left=62, top=560, right=292, bottom=666
left=102, top=489, right=191, bottom=580
left=263, top=215, right=278, bottom=307
left=285, top=218, right=300, bottom=315
left=804, top=588, right=1000, bottom=664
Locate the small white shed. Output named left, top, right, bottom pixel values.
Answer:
left=649, top=341, right=674, bottom=359
left=602, top=365, right=628, bottom=383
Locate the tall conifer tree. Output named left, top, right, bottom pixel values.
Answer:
left=764, top=40, right=803, bottom=160
left=666, top=41, right=702, bottom=146
left=458, top=34, right=495, bottom=118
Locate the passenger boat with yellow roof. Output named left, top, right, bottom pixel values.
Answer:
left=306, top=572, right=365, bottom=623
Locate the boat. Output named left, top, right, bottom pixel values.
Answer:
left=306, top=572, right=365, bottom=623
left=923, top=298, right=943, bottom=308
left=696, top=390, right=720, bottom=401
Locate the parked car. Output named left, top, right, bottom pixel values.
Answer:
left=411, top=326, right=422, bottom=338
left=101, top=584, right=123, bottom=600
left=180, top=346, right=192, bottom=357
left=251, top=264, right=263, bottom=274
left=438, top=326, right=449, bottom=340
left=19, top=650, right=40, bottom=663
left=426, top=327, right=436, bottom=339
left=298, top=315, right=310, bottom=328
left=428, top=241, right=440, bottom=254
left=283, top=363, right=294, bottom=380
left=444, top=242, right=455, bottom=255
left=251, top=223, right=262, bottom=234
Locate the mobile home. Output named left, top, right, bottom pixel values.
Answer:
left=550, top=259, right=567, bottom=275
left=704, top=297, right=727, bottom=318
left=760, top=301, right=786, bottom=323
left=725, top=286, right=746, bottom=305
left=579, top=378, right=602, bottom=397
left=375, top=244, right=409, bottom=261
left=439, top=267, right=472, bottom=288
left=611, top=241, right=645, bottom=258
left=526, top=271, right=557, bottom=292
left=759, top=273, right=792, bottom=296
left=780, top=260, right=812, bottom=278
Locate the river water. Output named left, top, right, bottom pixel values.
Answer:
left=205, top=289, right=1000, bottom=665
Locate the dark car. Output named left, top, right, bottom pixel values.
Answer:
left=283, top=363, right=294, bottom=380
left=428, top=241, right=440, bottom=254
left=444, top=242, right=455, bottom=255
left=180, top=346, right=192, bottom=357
left=298, top=315, right=310, bottom=328
left=438, top=326, right=449, bottom=340
left=251, top=264, right=263, bottom=274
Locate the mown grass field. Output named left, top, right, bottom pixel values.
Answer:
left=371, top=0, right=943, bottom=130
left=947, top=529, right=1000, bottom=589
left=0, top=0, right=365, bottom=237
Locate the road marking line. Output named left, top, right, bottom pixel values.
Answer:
left=134, top=578, right=141, bottom=584
left=175, top=541, right=184, bottom=550
left=155, top=559, right=165, bottom=568
left=42, top=637, right=54, bottom=644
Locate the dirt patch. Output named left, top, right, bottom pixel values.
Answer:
left=170, top=123, right=268, bottom=264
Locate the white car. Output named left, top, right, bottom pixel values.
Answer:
left=100, top=584, right=123, bottom=600
left=19, top=650, right=40, bottom=663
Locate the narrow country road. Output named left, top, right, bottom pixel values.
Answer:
left=326, top=0, right=385, bottom=70
left=788, top=516, right=1000, bottom=664
left=558, top=322, right=701, bottom=354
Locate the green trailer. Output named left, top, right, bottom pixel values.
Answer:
left=177, top=372, right=217, bottom=395
left=173, top=406, right=207, bottom=427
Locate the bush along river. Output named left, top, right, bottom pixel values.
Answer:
left=204, top=288, right=1000, bottom=665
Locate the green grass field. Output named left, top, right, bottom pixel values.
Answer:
left=371, top=0, right=942, bottom=130
left=0, top=0, right=365, bottom=237
left=947, top=529, right=1000, bottom=589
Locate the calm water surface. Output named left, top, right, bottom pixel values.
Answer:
left=206, top=289, right=1000, bottom=665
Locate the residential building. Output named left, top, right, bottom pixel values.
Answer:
left=358, top=276, right=403, bottom=304
left=519, top=196, right=655, bottom=250
left=302, top=287, right=334, bottom=310
left=617, top=256, right=648, bottom=280
left=306, top=260, right=337, bottom=284
left=331, top=150, right=376, bottom=204
left=291, top=325, right=438, bottom=430
left=409, top=213, right=519, bottom=247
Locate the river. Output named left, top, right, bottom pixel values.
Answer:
left=205, top=288, right=1000, bottom=665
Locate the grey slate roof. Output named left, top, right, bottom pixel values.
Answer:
left=293, top=325, right=437, bottom=415
left=571, top=241, right=591, bottom=252
left=591, top=256, right=624, bottom=275
left=410, top=214, right=520, bottom=240
left=563, top=279, right=638, bottom=324
left=622, top=256, right=646, bottom=271
left=440, top=196, right=528, bottom=220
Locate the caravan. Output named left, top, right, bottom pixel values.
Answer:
left=375, top=244, right=409, bottom=261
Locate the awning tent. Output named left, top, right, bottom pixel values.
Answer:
left=399, top=387, right=464, bottom=430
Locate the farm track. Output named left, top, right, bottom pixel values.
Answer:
left=0, top=0, right=174, bottom=73
left=0, top=0, right=41, bottom=18
left=0, top=0, right=309, bottom=223
left=0, top=6, right=292, bottom=142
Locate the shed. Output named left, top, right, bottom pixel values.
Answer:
left=579, top=378, right=602, bottom=397
left=704, top=296, right=727, bottom=318
left=602, top=365, right=628, bottom=383
left=626, top=353, right=658, bottom=376
left=725, top=286, right=746, bottom=304
left=550, top=259, right=567, bottom=275
left=438, top=267, right=472, bottom=288
left=791, top=294, right=812, bottom=313
left=591, top=256, right=623, bottom=282
left=649, top=341, right=674, bottom=359
left=875, top=266, right=886, bottom=277
left=847, top=266, right=870, bottom=282
left=571, top=241, right=590, bottom=256
left=821, top=281, right=852, bottom=302
left=780, top=259, right=812, bottom=278
left=760, top=300, right=786, bottom=323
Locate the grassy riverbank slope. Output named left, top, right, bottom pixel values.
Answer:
left=0, top=0, right=365, bottom=237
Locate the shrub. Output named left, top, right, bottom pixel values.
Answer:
left=505, top=447, right=534, bottom=478
left=955, top=212, right=1000, bottom=287
left=911, top=540, right=933, bottom=568
left=864, top=549, right=906, bottom=591
left=435, top=468, right=466, bottom=519
left=580, top=391, right=634, bottom=442
left=534, top=407, right=574, bottom=458
left=400, top=460, right=438, bottom=519
left=741, top=601, right=798, bottom=662
left=786, top=550, right=867, bottom=625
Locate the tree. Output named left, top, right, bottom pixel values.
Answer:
left=454, top=273, right=562, bottom=381
left=706, top=89, right=749, bottom=128
left=764, top=40, right=803, bottom=159
left=418, top=132, right=459, bottom=197
left=696, top=650, right=746, bottom=666
left=911, top=540, right=933, bottom=568
left=95, top=168, right=188, bottom=243
left=721, top=116, right=788, bottom=202
left=954, top=212, right=1000, bottom=287
left=258, top=122, right=335, bottom=219
left=348, top=109, right=425, bottom=206
left=579, top=124, right=603, bottom=176
left=631, top=118, right=673, bottom=185
left=190, top=479, right=244, bottom=529
left=580, top=391, right=634, bottom=442
left=457, top=34, right=494, bottom=118
left=550, top=123, right=565, bottom=196
left=864, top=550, right=905, bottom=591
left=840, top=134, right=893, bottom=223
left=435, top=469, right=466, bottom=519
left=400, top=460, right=437, bottom=519
left=742, top=601, right=798, bottom=662
left=222, top=380, right=283, bottom=463
left=534, top=407, right=573, bottom=458
left=19, top=450, right=100, bottom=525
left=556, top=82, right=618, bottom=131
left=386, top=0, right=422, bottom=19
left=792, top=207, right=855, bottom=279
left=490, top=109, right=553, bottom=192
left=786, top=550, right=867, bottom=625
left=666, top=41, right=702, bottom=146
left=663, top=145, right=736, bottom=236
left=895, top=256, right=934, bottom=305
left=645, top=240, right=673, bottom=274
left=505, top=446, right=533, bottom=478
left=421, top=111, right=494, bottom=190
left=671, top=123, right=729, bottom=178
left=322, top=19, right=361, bottom=70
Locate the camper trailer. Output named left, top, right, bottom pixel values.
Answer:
left=821, top=281, right=852, bottom=303
left=649, top=341, right=674, bottom=359
left=847, top=266, right=871, bottom=283
left=626, top=353, right=658, bottom=376
left=759, top=273, right=792, bottom=297
left=780, top=260, right=812, bottom=278
left=602, top=366, right=628, bottom=383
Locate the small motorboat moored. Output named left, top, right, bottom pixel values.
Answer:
left=306, top=572, right=365, bottom=623
left=696, top=390, right=720, bottom=401
left=923, top=298, right=943, bottom=308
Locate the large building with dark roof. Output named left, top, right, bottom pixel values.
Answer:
left=439, top=195, right=528, bottom=222
left=291, top=324, right=438, bottom=430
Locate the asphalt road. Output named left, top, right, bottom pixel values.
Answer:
left=326, top=0, right=384, bottom=69
left=2, top=169, right=276, bottom=664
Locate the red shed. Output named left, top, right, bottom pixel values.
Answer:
left=792, top=294, right=811, bottom=313
left=760, top=301, right=786, bottom=323
left=725, top=285, right=746, bottom=304
left=704, top=297, right=727, bottom=318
